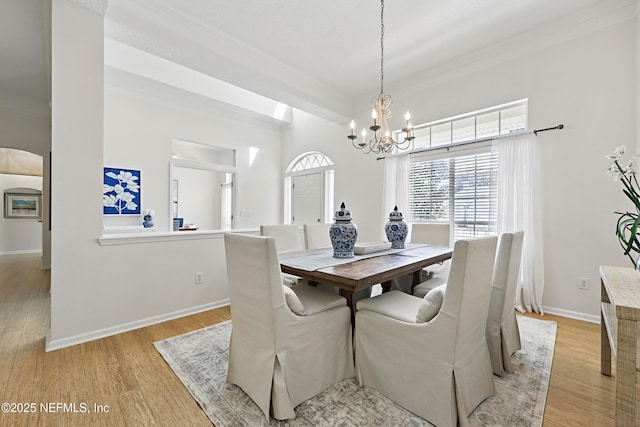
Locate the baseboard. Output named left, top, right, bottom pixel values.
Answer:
left=0, top=249, right=42, bottom=255
left=542, top=305, right=600, bottom=324
left=45, top=299, right=230, bottom=352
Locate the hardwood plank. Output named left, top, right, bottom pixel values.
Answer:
left=0, top=253, right=621, bottom=426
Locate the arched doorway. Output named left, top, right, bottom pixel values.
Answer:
left=0, top=148, right=44, bottom=255
left=284, top=151, right=334, bottom=224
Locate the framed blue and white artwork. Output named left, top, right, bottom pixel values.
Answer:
left=103, top=167, right=141, bottom=215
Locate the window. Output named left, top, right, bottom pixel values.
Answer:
left=410, top=100, right=527, bottom=151
left=406, top=100, right=526, bottom=241
left=409, top=150, right=499, bottom=241
left=289, top=151, right=333, bottom=171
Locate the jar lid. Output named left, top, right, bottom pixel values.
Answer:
left=388, top=206, right=403, bottom=221
left=334, top=202, right=352, bottom=220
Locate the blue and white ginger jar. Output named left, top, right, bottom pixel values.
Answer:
left=385, top=206, right=407, bottom=249
left=330, top=202, right=358, bottom=258
left=143, top=215, right=154, bottom=228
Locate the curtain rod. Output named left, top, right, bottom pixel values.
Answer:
left=533, top=124, right=564, bottom=135
left=376, top=123, right=564, bottom=160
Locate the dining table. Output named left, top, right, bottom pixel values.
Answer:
left=279, top=243, right=453, bottom=309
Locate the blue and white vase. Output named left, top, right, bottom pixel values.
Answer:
left=385, top=206, right=408, bottom=249
left=330, top=202, right=358, bottom=258
left=143, top=215, right=154, bottom=228
left=142, top=209, right=155, bottom=228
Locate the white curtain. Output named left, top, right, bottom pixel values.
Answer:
left=492, top=133, right=545, bottom=314
left=382, top=154, right=409, bottom=239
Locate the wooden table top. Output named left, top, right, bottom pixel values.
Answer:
left=281, top=245, right=452, bottom=293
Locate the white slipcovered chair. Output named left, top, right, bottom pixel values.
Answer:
left=224, top=233, right=355, bottom=421
left=391, top=223, right=451, bottom=295
left=486, top=231, right=525, bottom=376
left=260, top=224, right=306, bottom=286
left=355, top=236, right=498, bottom=427
left=303, top=223, right=332, bottom=249
left=259, top=224, right=306, bottom=252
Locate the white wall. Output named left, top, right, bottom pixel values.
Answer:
left=0, top=109, right=50, bottom=157
left=283, top=18, right=637, bottom=321
left=49, top=0, right=282, bottom=350
left=103, top=89, right=282, bottom=231
left=637, top=9, right=640, bottom=154
left=0, top=109, right=51, bottom=267
left=282, top=109, right=386, bottom=242
left=0, top=174, right=42, bottom=254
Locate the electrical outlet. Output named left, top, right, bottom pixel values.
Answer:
left=195, top=272, right=203, bottom=284
left=578, top=277, right=589, bottom=290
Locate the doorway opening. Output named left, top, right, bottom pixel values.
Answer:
left=284, top=151, right=334, bottom=224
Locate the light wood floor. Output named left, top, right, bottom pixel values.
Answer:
left=0, top=253, right=618, bottom=426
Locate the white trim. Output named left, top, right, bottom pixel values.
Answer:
left=0, top=249, right=42, bottom=256
left=171, top=158, right=237, bottom=173
left=541, top=305, right=600, bottom=324
left=413, top=99, right=527, bottom=130
left=98, top=228, right=258, bottom=245
left=45, top=300, right=230, bottom=352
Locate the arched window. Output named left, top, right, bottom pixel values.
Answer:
left=284, top=152, right=334, bottom=224
left=288, top=151, right=333, bottom=172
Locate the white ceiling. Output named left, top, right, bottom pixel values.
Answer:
left=1, top=0, right=638, bottom=122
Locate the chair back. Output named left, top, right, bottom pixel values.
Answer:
left=441, top=236, right=497, bottom=353
left=410, top=223, right=450, bottom=246
left=304, top=223, right=332, bottom=249
left=486, top=231, right=524, bottom=374
left=260, top=224, right=306, bottom=253
left=224, top=233, right=283, bottom=353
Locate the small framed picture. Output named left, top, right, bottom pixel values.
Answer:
left=4, top=193, right=42, bottom=219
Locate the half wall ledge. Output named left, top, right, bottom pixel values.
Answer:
left=97, top=228, right=259, bottom=246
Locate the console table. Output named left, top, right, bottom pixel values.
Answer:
left=600, top=265, right=640, bottom=426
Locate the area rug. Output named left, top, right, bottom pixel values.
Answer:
left=154, top=315, right=556, bottom=426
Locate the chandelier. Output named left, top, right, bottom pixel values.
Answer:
left=348, top=0, right=415, bottom=154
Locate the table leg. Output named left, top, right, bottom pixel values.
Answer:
left=601, top=310, right=611, bottom=377
left=339, top=289, right=354, bottom=310
left=381, top=281, right=391, bottom=293
left=339, top=289, right=355, bottom=327
left=413, top=269, right=423, bottom=286
left=615, top=318, right=636, bottom=426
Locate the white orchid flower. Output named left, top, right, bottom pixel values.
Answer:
left=607, top=146, right=627, bottom=160
left=626, top=160, right=636, bottom=175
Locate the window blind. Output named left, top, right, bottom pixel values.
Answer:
left=409, top=150, right=499, bottom=241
